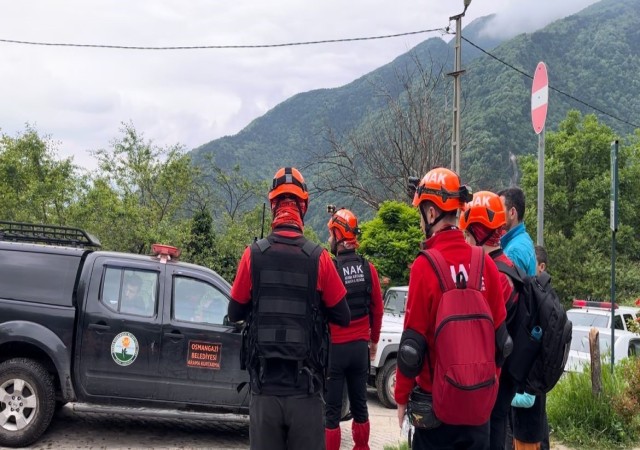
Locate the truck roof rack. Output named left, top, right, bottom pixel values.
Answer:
left=0, top=221, right=102, bottom=248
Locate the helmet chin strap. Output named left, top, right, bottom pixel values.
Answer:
left=330, top=238, right=338, bottom=256
left=420, top=205, right=445, bottom=239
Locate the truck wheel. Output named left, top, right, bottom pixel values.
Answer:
left=0, top=358, right=56, bottom=448
left=376, top=358, right=397, bottom=409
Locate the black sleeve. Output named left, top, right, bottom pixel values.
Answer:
left=326, top=296, right=350, bottom=327
left=228, top=299, right=252, bottom=322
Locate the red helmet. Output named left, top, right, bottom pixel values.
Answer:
left=459, top=191, right=506, bottom=231
left=412, top=167, right=471, bottom=211
left=268, top=167, right=309, bottom=202
left=327, top=208, right=360, bottom=242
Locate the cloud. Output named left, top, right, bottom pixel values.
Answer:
left=477, top=0, right=600, bottom=40
left=0, top=0, right=599, bottom=169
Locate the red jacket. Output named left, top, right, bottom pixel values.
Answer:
left=329, top=260, right=384, bottom=344
left=394, top=228, right=507, bottom=405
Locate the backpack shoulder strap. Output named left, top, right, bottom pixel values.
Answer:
left=468, top=246, right=485, bottom=291
left=301, top=240, right=319, bottom=256
left=494, top=260, right=522, bottom=311
left=420, top=249, right=455, bottom=292
left=254, top=238, right=271, bottom=253
left=495, top=260, right=525, bottom=285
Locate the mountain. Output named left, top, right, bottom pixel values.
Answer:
left=191, top=14, right=500, bottom=170
left=192, top=0, right=640, bottom=232
left=461, top=0, right=640, bottom=187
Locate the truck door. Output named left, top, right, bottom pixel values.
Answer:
left=76, top=257, right=165, bottom=400
left=158, top=266, right=249, bottom=410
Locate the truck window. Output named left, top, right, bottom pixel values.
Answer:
left=384, top=289, right=407, bottom=315
left=101, top=267, right=158, bottom=317
left=566, top=311, right=608, bottom=328
left=173, top=277, right=229, bottom=325
left=0, top=250, right=81, bottom=306
left=613, top=315, right=624, bottom=330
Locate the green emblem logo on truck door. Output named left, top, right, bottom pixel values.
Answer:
left=111, top=332, right=139, bottom=366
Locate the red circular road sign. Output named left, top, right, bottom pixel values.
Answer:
left=531, top=62, right=549, bottom=134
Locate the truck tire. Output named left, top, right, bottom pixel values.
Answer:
left=0, top=358, right=56, bottom=448
left=376, top=358, right=397, bottom=409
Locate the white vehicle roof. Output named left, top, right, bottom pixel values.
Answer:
left=567, top=300, right=639, bottom=331
left=386, top=286, right=408, bottom=292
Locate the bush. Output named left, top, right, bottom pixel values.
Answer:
left=547, top=358, right=640, bottom=448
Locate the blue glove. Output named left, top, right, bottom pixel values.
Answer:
left=511, top=392, right=535, bottom=408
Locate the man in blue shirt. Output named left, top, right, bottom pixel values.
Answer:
left=498, top=187, right=536, bottom=276
left=498, top=187, right=549, bottom=450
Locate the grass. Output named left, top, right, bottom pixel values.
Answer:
left=384, top=442, right=409, bottom=450
left=385, top=358, right=640, bottom=450
left=547, top=357, right=640, bottom=449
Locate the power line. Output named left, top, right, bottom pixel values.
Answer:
left=0, top=28, right=446, bottom=51
left=461, top=35, right=640, bottom=130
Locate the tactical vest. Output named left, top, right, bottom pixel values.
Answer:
left=243, top=232, right=328, bottom=394
left=335, top=251, right=372, bottom=321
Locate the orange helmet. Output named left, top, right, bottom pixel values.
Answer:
left=327, top=208, right=360, bottom=242
left=412, top=167, right=471, bottom=211
left=459, top=191, right=506, bottom=231
left=268, top=167, right=309, bottom=202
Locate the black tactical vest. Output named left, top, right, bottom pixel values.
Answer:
left=244, top=232, right=327, bottom=395
left=335, top=251, right=372, bottom=321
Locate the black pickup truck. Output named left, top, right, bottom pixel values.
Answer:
left=0, top=222, right=249, bottom=447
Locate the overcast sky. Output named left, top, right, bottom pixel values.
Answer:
left=0, top=0, right=598, bottom=168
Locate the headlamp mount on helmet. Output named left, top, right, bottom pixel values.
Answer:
left=407, top=176, right=420, bottom=198
left=415, top=184, right=473, bottom=206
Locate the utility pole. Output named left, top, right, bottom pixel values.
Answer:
left=448, top=0, right=471, bottom=175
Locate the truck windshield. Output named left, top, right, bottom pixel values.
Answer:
left=384, top=289, right=407, bottom=315
left=566, top=311, right=608, bottom=328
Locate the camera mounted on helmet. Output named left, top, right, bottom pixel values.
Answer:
left=459, top=185, right=474, bottom=203
left=407, top=176, right=421, bottom=198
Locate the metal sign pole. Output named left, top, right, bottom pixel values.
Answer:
left=610, top=140, right=619, bottom=374
left=536, top=127, right=545, bottom=246
left=449, top=14, right=464, bottom=175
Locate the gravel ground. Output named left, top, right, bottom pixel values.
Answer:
left=2, top=389, right=636, bottom=449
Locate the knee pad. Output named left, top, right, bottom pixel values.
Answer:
left=398, top=328, right=428, bottom=378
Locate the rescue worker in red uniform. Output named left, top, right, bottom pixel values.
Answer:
left=459, top=191, right=520, bottom=450
left=394, top=168, right=508, bottom=450
left=228, top=167, right=350, bottom=450
left=324, top=208, right=384, bottom=450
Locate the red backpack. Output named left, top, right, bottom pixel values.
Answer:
left=421, top=247, right=498, bottom=426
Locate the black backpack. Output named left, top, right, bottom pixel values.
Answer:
left=496, top=263, right=572, bottom=395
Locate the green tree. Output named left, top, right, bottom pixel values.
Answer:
left=520, top=111, right=640, bottom=304
left=0, top=126, right=81, bottom=224
left=84, top=122, right=196, bottom=253
left=185, top=208, right=217, bottom=266
left=359, top=201, right=423, bottom=285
